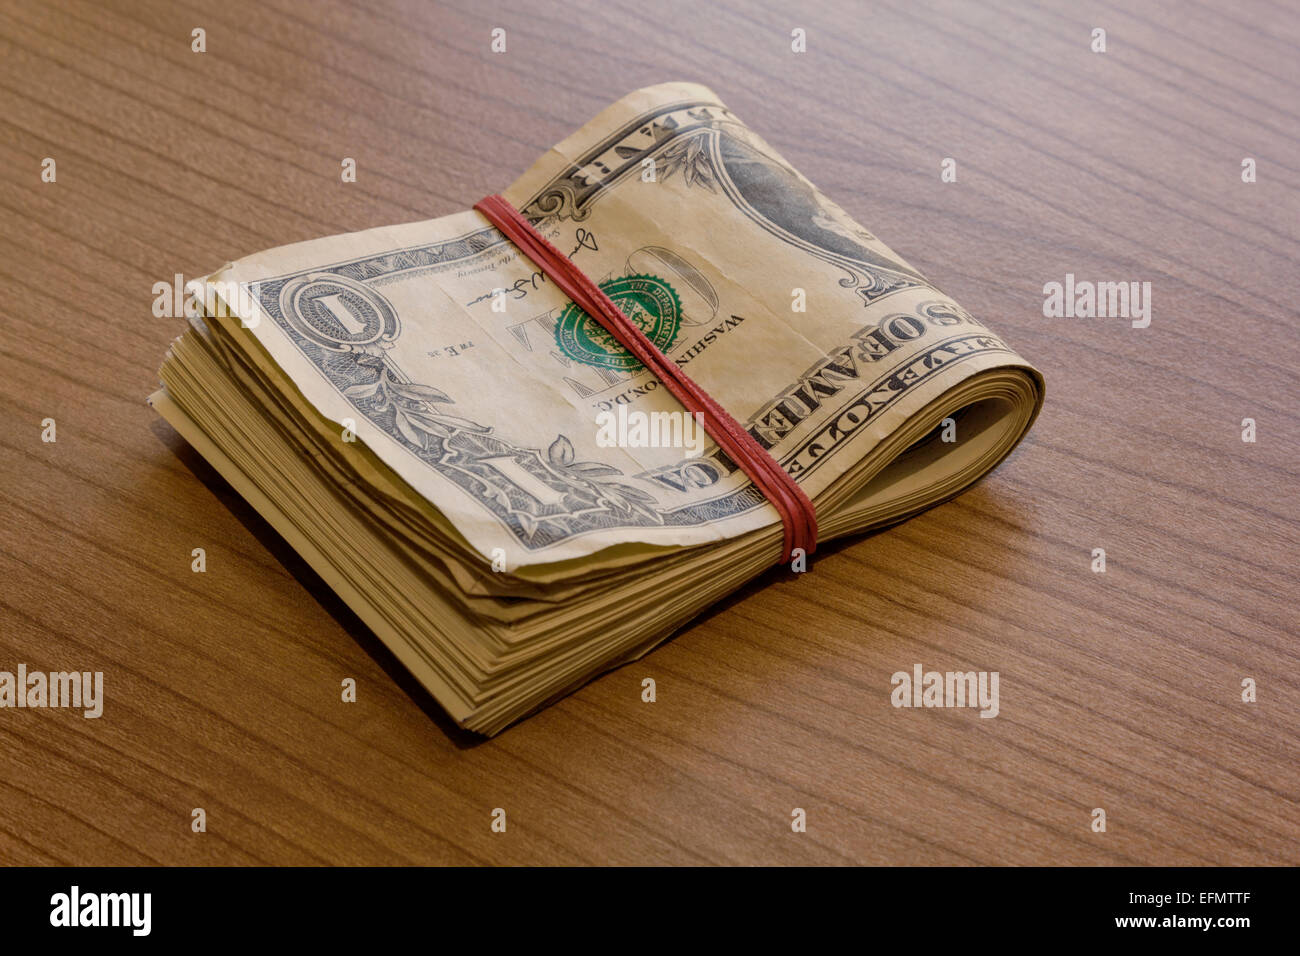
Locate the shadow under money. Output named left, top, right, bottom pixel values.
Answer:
left=151, top=420, right=485, bottom=750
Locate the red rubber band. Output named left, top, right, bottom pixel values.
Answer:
left=473, top=194, right=817, bottom=565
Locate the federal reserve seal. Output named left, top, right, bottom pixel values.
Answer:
left=555, top=273, right=682, bottom=371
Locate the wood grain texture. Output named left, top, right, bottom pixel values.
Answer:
left=0, top=0, right=1296, bottom=866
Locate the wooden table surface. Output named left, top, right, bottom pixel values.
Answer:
left=1, top=0, right=1296, bottom=866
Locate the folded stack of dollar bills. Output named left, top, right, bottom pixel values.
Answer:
left=150, top=82, right=1043, bottom=734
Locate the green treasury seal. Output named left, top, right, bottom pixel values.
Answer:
left=554, top=273, right=682, bottom=371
